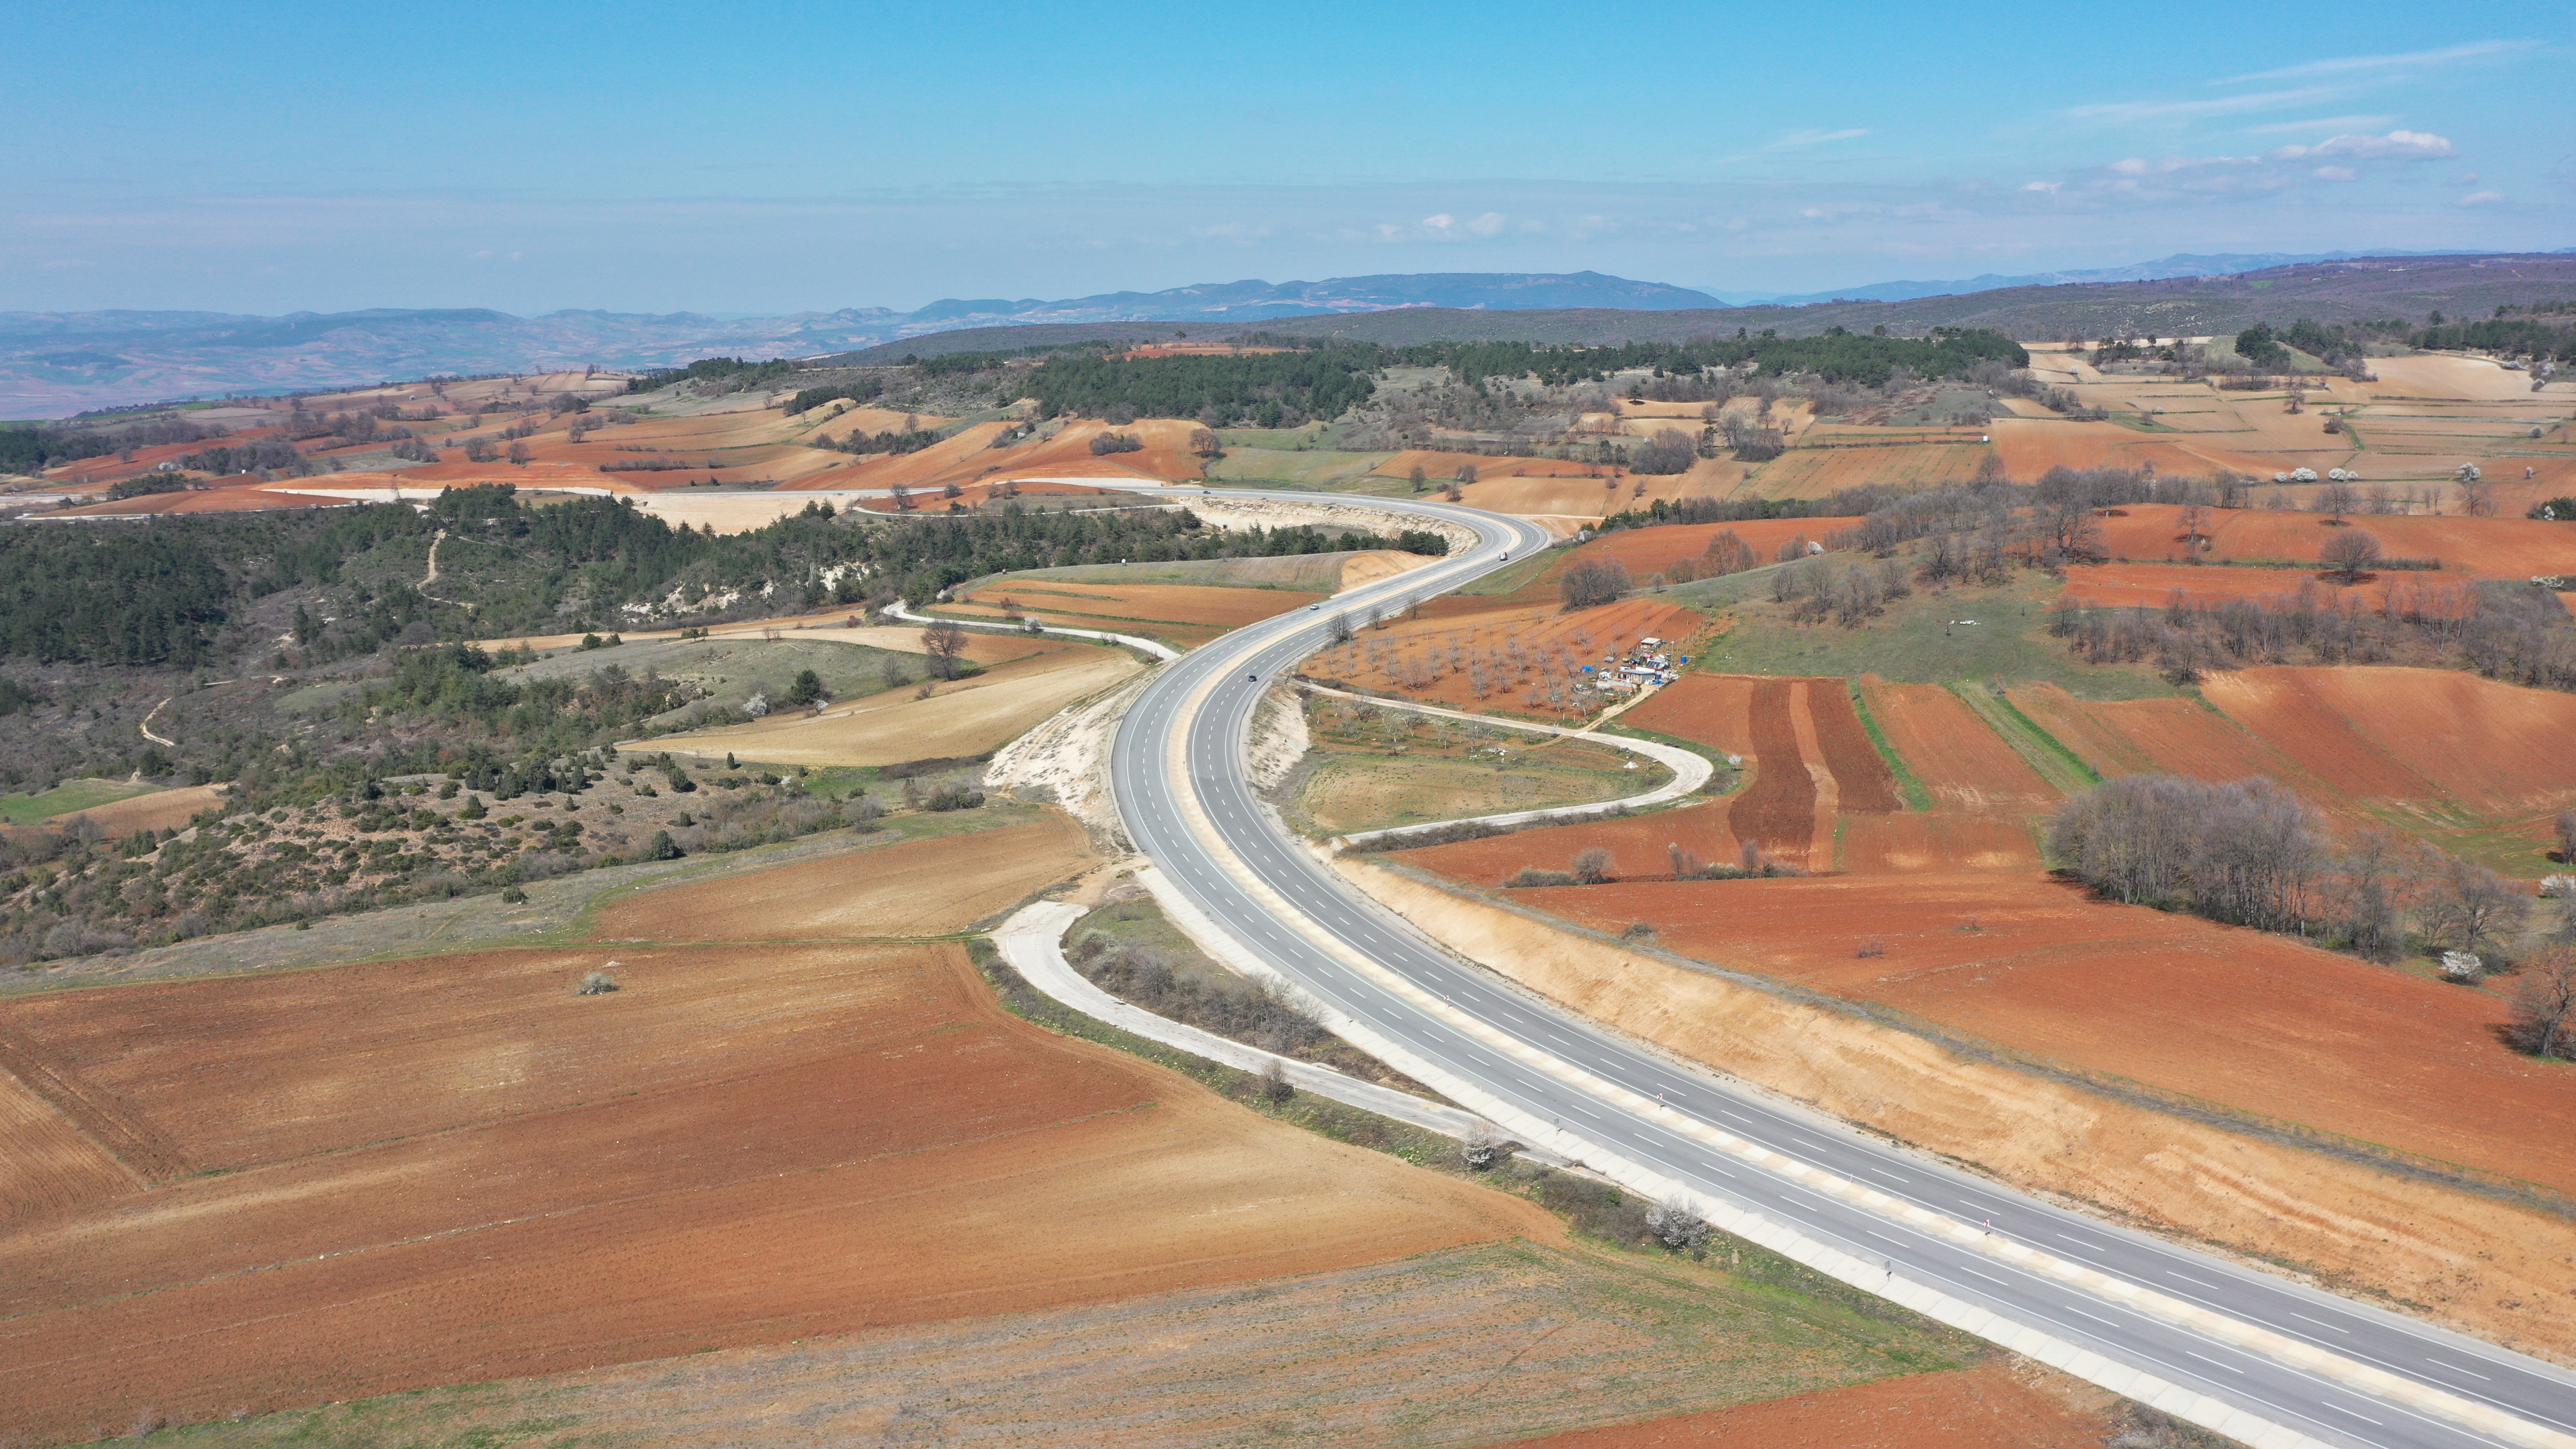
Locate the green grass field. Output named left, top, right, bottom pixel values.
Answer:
left=1206, top=447, right=1400, bottom=491
left=1677, top=575, right=2174, bottom=700
left=0, top=778, right=159, bottom=825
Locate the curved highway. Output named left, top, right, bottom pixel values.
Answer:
left=1106, top=487, right=2576, bottom=1449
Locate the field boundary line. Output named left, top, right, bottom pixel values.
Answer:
left=1848, top=680, right=1934, bottom=813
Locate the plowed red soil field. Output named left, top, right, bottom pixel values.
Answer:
left=1520, top=871, right=2576, bottom=1195
left=1490, top=1359, right=2115, bottom=1449
left=2058, top=562, right=2479, bottom=617
left=1840, top=682, right=2052, bottom=874
left=2093, top=503, right=2576, bottom=580
left=2014, top=667, right=2576, bottom=830
left=1560, top=517, right=1865, bottom=585
left=1409, top=674, right=1894, bottom=877
left=1299, top=599, right=1704, bottom=720
left=0, top=829, right=1547, bottom=1441
left=2200, top=666, right=2576, bottom=821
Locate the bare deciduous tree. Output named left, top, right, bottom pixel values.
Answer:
left=2508, top=950, right=2576, bottom=1059
left=920, top=620, right=969, bottom=679
left=1571, top=846, right=1613, bottom=884
left=2319, top=527, right=2382, bottom=584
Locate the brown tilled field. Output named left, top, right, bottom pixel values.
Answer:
left=2057, top=561, right=2479, bottom=616
left=1514, top=869, right=2576, bottom=1195
left=2013, top=666, right=2576, bottom=837
left=0, top=822, right=1553, bottom=1442
left=2091, top=503, right=2576, bottom=579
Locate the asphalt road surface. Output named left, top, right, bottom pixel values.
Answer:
left=1107, top=488, right=2576, bottom=1449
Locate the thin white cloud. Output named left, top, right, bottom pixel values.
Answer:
left=2268, top=129, right=2455, bottom=161
left=2211, top=40, right=2529, bottom=85
left=2313, top=166, right=2358, bottom=182
left=2022, top=181, right=2061, bottom=194
left=2063, top=88, right=2334, bottom=124
left=1769, top=128, right=1870, bottom=150
left=2241, top=114, right=2396, bottom=136
left=1465, top=211, right=1506, bottom=236
left=2458, top=190, right=2504, bottom=207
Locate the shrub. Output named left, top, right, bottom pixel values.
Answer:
left=1558, top=556, right=1631, bottom=611
left=924, top=785, right=986, bottom=811
left=577, top=970, right=620, bottom=995
left=1507, top=867, right=1576, bottom=887
left=648, top=829, right=684, bottom=860
left=1645, top=1198, right=1711, bottom=1252
left=1629, top=428, right=1697, bottom=475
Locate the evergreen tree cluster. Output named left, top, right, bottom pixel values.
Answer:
left=1024, top=348, right=1382, bottom=427
left=1390, top=328, right=2029, bottom=388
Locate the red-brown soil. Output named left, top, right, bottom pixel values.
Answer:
left=0, top=830, right=1549, bottom=1441
left=1520, top=870, right=2576, bottom=1194
left=2200, top=665, right=2576, bottom=821
left=1299, top=599, right=1706, bottom=721
left=2014, top=667, right=2576, bottom=830
left=1412, top=673, right=1895, bottom=878
left=1555, top=517, right=1866, bottom=587
left=44, top=483, right=361, bottom=516
left=2093, top=503, right=2576, bottom=580
left=2058, top=561, right=2482, bottom=617
left=1490, top=1359, right=2115, bottom=1449
left=1347, top=860, right=2576, bottom=1358
left=1839, top=682, right=2053, bottom=875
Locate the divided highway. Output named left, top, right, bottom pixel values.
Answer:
left=1106, top=488, right=2576, bottom=1449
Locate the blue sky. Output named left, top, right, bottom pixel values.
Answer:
left=2, top=2, right=2568, bottom=314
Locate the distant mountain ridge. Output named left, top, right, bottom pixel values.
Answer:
left=5, top=256, right=2570, bottom=419
left=1700, top=248, right=2574, bottom=306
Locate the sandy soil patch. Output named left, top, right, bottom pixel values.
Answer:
left=952, top=580, right=1324, bottom=645
left=643, top=641, right=1142, bottom=766
left=1747, top=439, right=1995, bottom=499
left=1339, top=860, right=2576, bottom=1359
left=0, top=921, right=1544, bottom=1439
left=598, top=817, right=1091, bottom=940
left=40, top=783, right=226, bottom=837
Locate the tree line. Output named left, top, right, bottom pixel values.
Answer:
left=1389, top=328, right=2029, bottom=388
left=1022, top=347, right=1382, bottom=428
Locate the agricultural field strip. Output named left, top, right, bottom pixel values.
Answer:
left=1098, top=482, right=2576, bottom=1449
left=1303, top=685, right=1710, bottom=844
